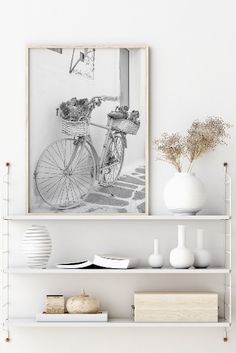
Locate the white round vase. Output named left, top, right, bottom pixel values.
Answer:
left=148, top=239, right=164, bottom=268
left=164, top=173, right=206, bottom=215
left=23, top=225, right=52, bottom=269
left=194, top=229, right=211, bottom=268
left=170, top=225, right=194, bottom=269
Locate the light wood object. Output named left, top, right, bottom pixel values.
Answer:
left=134, top=292, right=218, bottom=323
left=46, top=295, right=65, bottom=314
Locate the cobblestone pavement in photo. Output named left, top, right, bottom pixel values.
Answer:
left=69, top=165, right=146, bottom=213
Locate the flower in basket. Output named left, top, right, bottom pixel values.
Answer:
left=59, top=97, right=91, bottom=122
left=129, top=110, right=140, bottom=125
left=76, top=98, right=89, bottom=106
left=59, top=96, right=119, bottom=122
left=119, top=106, right=129, bottom=119
left=107, top=106, right=127, bottom=120
left=59, top=102, right=70, bottom=119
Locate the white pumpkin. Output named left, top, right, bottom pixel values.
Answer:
left=66, top=290, right=100, bottom=314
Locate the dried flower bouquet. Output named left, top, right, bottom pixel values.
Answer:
left=154, top=117, right=231, bottom=172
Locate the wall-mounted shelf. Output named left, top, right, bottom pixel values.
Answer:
left=7, top=267, right=230, bottom=274
left=8, top=318, right=230, bottom=328
left=3, top=214, right=231, bottom=221
left=1, top=163, right=232, bottom=342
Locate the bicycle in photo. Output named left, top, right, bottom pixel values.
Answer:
left=34, top=96, right=140, bottom=210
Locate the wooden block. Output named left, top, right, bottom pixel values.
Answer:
left=134, top=292, right=218, bottom=323
left=46, top=295, right=65, bottom=314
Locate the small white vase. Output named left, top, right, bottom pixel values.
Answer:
left=164, top=173, right=206, bottom=215
left=194, top=229, right=211, bottom=268
left=170, top=225, right=194, bottom=269
left=148, top=239, right=163, bottom=268
left=23, top=225, right=52, bottom=269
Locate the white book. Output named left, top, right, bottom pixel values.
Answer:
left=36, top=311, right=108, bottom=322
left=56, top=255, right=138, bottom=269
left=56, top=260, right=93, bottom=269
left=93, top=255, right=138, bottom=269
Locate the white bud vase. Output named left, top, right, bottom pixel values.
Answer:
left=164, top=173, right=206, bottom=215
left=23, top=225, right=52, bottom=269
left=148, top=239, right=163, bottom=268
left=170, top=225, right=194, bottom=269
left=194, top=229, right=211, bottom=268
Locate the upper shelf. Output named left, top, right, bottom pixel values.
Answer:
left=8, top=267, right=230, bottom=274
left=3, top=214, right=230, bottom=221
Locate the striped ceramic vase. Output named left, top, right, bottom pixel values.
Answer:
left=23, top=225, right=52, bottom=269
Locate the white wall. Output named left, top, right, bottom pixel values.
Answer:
left=0, top=0, right=236, bottom=352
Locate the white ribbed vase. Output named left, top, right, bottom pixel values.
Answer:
left=23, top=225, right=52, bottom=269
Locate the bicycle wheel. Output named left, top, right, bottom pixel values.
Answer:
left=34, top=138, right=96, bottom=209
left=101, top=133, right=125, bottom=186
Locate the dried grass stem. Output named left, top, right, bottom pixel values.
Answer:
left=153, top=117, right=232, bottom=172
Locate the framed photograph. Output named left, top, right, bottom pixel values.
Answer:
left=27, top=45, right=149, bottom=214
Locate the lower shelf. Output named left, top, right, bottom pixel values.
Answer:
left=9, top=318, right=230, bottom=328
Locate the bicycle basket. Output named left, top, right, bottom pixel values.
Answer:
left=61, top=118, right=89, bottom=137
left=111, top=118, right=140, bottom=135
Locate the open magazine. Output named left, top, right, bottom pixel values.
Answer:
left=56, top=255, right=138, bottom=269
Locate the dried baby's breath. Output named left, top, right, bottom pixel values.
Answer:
left=186, top=117, right=231, bottom=171
left=153, top=117, right=232, bottom=172
left=153, top=133, right=185, bottom=172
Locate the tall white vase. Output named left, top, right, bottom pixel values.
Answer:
left=170, top=225, right=194, bottom=269
left=164, top=173, right=206, bottom=215
left=148, top=239, right=164, bottom=268
left=194, top=229, right=211, bottom=268
left=23, top=225, right=52, bottom=269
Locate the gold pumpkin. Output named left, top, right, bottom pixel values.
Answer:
left=66, top=290, right=100, bottom=314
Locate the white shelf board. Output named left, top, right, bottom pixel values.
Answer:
left=3, top=214, right=230, bottom=221
left=8, top=267, right=230, bottom=274
left=9, top=318, right=230, bottom=328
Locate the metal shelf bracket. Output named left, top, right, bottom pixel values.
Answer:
left=1, top=162, right=10, bottom=342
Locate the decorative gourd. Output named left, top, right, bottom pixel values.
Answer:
left=66, top=290, right=100, bottom=314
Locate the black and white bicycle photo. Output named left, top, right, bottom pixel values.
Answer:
left=27, top=46, right=149, bottom=214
